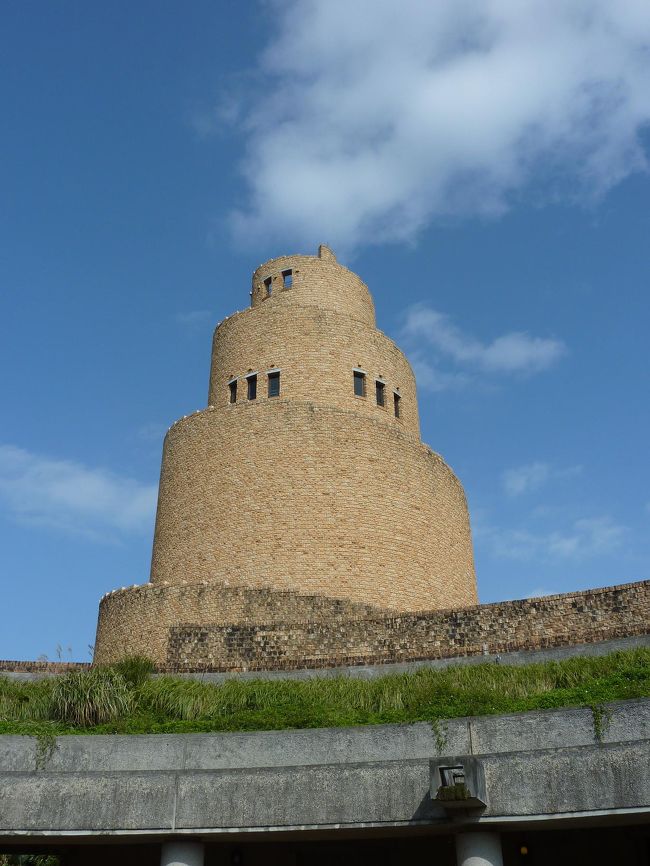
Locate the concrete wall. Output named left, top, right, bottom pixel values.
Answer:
left=0, top=699, right=647, bottom=839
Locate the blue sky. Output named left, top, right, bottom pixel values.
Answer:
left=1, top=0, right=649, bottom=661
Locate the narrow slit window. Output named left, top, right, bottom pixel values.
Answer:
left=353, top=370, right=366, bottom=397
left=282, top=269, right=293, bottom=288
left=376, top=380, right=385, bottom=406
left=264, top=276, right=273, bottom=296
left=268, top=371, right=280, bottom=398
left=228, top=380, right=237, bottom=404
left=247, top=374, right=257, bottom=401
left=394, top=392, right=401, bottom=418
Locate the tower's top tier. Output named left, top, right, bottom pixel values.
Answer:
left=251, top=245, right=376, bottom=327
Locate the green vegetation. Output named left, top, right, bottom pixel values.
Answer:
left=0, top=648, right=647, bottom=737
left=51, top=668, right=133, bottom=727
left=0, top=856, right=59, bottom=865
left=112, top=654, right=155, bottom=689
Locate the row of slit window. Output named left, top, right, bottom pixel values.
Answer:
left=228, top=371, right=279, bottom=403
left=227, top=369, right=400, bottom=418
left=263, top=269, right=292, bottom=296
left=354, top=370, right=401, bottom=417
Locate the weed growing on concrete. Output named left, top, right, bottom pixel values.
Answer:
left=34, top=728, right=57, bottom=770
left=430, top=718, right=449, bottom=754
left=0, top=855, right=60, bottom=865
left=590, top=702, right=614, bottom=744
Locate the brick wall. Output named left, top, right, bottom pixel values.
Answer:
left=148, top=402, right=477, bottom=611
left=95, top=246, right=479, bottom=665
left=208, top=303, right=420, bottom=436
left=93, top=580, right=392, bottom=665
left=114, top=245, right=477, bottom=656
left=94, top=249, right=648, bottom=679
left=0, top=661, right=89, bottom=673
left=250, top=245, right=376, bottom=326
left=165, top=580, right=650, bottom=672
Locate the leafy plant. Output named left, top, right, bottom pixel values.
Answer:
left=591, top=702, right=613, bottom=743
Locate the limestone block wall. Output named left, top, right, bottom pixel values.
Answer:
left=208, top=304, right=419, bottom=436
left=249, top=246, right=375, bottom=326
left=0, top=661, right=89, bottom=674
left=149, top=402, right=477, bottom=612
left=93, top=581, right=389, bottom=666
left=94, top=245, right=480, bottom=666
left=167, top=580, right=650, bottom=672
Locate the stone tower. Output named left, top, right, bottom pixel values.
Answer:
left=94, top=246, right=477, bottom=665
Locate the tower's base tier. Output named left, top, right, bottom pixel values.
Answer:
left=149, top=401, right=478, bottom=611
left=93, top=578, right=649, bottom=670
left=93, top=579, right=392, bottom=666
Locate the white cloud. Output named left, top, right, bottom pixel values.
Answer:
left=404, top=305, right=565, bottom=372
left=0, top=445, right=157, bottom=541
left=548, top=516, right=626, bottom=558
left=502, top=461, right=582, bottom=496
left=228, top=0, right=650, bottom=251
left=503, top=462, right=550, bottom=496
left=479, top=515, right=626, bottom=561
left=400, top=304, right=565, bottom=390
left=409, top=352, right=471, bottom=393
left=175, top=310, right=213, bottom=330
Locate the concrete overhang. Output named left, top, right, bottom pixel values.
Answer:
left=0, top=699, right=648, bottom=842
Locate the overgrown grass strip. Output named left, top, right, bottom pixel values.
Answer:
left=0, top=647, right=647, bottom=736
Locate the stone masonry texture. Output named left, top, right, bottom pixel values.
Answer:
left=94, top=581, right=392, bottom=666
left=148, top=245, right=465, bottom=607
left=94, top=244, right=479, bottom=665
left=148, top=403, right=475, bottom=609
left=94, top=247, right=647, bottom=670
left=165, top=579, right=650, bottom=671
left=95, top=247, right=477, bottom=663
left=92, top=578, right=650, bottom=669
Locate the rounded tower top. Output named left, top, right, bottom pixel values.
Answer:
left=250, top=245, right=376, bottom=327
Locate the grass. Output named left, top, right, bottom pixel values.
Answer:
left=50, top=668, right=133, bottom=726
left=0, top=647, right=648, bottom=736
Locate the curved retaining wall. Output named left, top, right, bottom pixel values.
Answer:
left=149, top=402, right=477, bottom=611
left=93, top=581, right=389, bottom=666
left=93, top=579, right=649, bottom=670
left=166, top=579, right=650, bottom=672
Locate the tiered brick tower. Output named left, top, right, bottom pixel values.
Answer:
left=94, top=246, right=477, bottom=665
